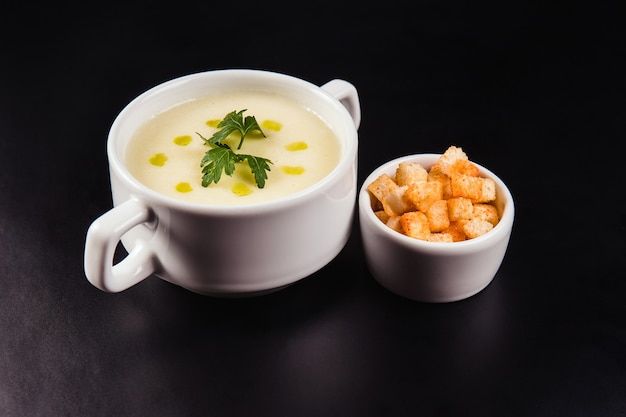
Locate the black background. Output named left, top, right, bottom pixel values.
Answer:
left=1, top=1, right=625, bottom=416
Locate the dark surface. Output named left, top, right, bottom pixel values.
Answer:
left=2, top=1, right=626, bottom=416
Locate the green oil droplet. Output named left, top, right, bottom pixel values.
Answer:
left=206, top=119, right=221, bottom=127
left=285, top=141, right=308, bottom=151
left=281, top=166, right=305, bottom=175
left=149, top=153, right=168, bottom=166
left=231, top=183, right=252, bottom=196
left=173, top=135, right=192, bottom=146
left=175, top=182, right=193, bottom=193
left=262, top=120, right=282, bottom=131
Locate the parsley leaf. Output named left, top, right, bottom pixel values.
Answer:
left=197, top=109, right=273, bottom=188
left=200, top=145, right=236, bottom=187
left=205, top=109, right=265, bottom=149
left=238, top=153, right=272, bottom=189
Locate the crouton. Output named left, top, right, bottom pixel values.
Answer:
left=477, top=177, right=496, bottom=203
left=425, top=199, right=450, bottom=232
left=428, top=233, right=454, bottom=243
left=450, top=173, right=483, bottom=201
left=434, top=145, right=468, bottom=176
left=367, top=173, right=397, bottom=203
left=462, top=218, right=494, bottom=239
left=375, top=209, right=403, bottom=233
left=449, top=159, right=480, bottom=177
left=405, top=181, right=443, bottom=212
left=395, top=162, right=428, bottom=186
left=374, top=210, right=389, bottom=223
left=382, top=185, right=413, bottom=217
left=472, top=203, right=499, bottom=225
left=451, top=173, right=497, bottom=203
left=441, top=221, right=468, bottom=242
left=427, top=169, right=452, bottom=199
left=366, top=145, right=499, bottom=243
left=371, top=198, right=383, bottom=212
left=386, top=216, right=403, bottom=233
left=447, top=197, right=474, bottom=221
left=400, top=211, right=430, bottom=240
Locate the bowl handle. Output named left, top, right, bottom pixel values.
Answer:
left=84, top=198, right=157, bottom=292
left=321, top=79, right=361, bottom=130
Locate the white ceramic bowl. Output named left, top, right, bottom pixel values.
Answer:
left=358, top=154, right=514, bottom=302
left=84, top=69, right=360, bottom=296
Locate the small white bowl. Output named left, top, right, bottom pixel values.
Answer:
left=358, top=154, right=515, bottom=303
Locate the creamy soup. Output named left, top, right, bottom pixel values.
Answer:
left=125, top=91, right=341, bottom=205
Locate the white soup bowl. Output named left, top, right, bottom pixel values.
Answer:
left=84, top=69, right=360, bottom=296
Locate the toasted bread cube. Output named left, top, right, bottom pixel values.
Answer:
left=400, top=211, right=430, bottom=240
left=462, top=218, right=494, bottom=239
left=368, top=146, right=498, bottom=242
left=427, top=170, right=452, bottom=199
left=428, top=233, right=454, bottom=243
left=450, top=173, right=483, bottom=201
left=374, top=210, right=390, bottom=224
left=436, top=145, right=469, bottom=176
left=447, top=197, right=473, bottom=221
left=428, top=162, right=444, bottom=176
left=426, top=199, right=450, bottom=232
left=477, top=177, right=496, bottom=203
left=386, top=215, right=403, bottom=233
left=451, top=173, right=497, bottom=203
left=441, top=221, right=468, bottom=242
left=367, top=174, right=397, bottom=206
left=371, top=199, right=383, bottom=212
left=395, top=162, right=428, bottom=186
left=449, top=159, right=480, bottom=177
left=405, top=181, right=443, bottom=212
left=472, top=203, right=499, bottom=225
left=382, top=185, right=413, bottom=217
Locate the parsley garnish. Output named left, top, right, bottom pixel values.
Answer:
left=197, top=109, right=273, bottom=189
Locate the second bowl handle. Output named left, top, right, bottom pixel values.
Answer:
left=321, top=79, right=361, bottom=130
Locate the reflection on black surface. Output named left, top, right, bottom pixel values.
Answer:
left=99, top=253, right=510, bottom=414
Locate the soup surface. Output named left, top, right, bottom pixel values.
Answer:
left=125, top=91, right=341, bottom=205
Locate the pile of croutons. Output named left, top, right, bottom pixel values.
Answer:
left=367, top=146, right=499, bottom=242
